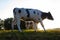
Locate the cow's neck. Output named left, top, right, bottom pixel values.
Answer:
left=41, top=12, right=47, bottom=20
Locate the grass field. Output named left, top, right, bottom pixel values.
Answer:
left=0, top=29, right=60, bottom=40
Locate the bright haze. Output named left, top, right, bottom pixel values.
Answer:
left=0, top=0, right=60, bottom=30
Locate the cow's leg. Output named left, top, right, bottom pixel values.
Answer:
left=16, top=18, right=22, bottom=32
left=25, top=24, right=29, bottom=29
left=33, top=22, right=37, bottom=32
left=40, top=18, right=46, bottom=32
left=27, top=25, right=30, bottom=29
left=25, top=21, right=29, bottom=29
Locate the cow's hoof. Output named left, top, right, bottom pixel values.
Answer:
left=44, top=31, right=46, bottom=33
left=34, top=30, right=37, bottom=32
left=20, top=31, right=22, bottom=32
left=19, top=30, right=22, bottom=32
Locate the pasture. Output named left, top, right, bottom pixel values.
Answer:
left=0, top=29, right=60, bottom=40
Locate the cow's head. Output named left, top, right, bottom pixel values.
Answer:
left=47, top=12, right=54, bottom=20
left=41, top=12, right=54, bottom=20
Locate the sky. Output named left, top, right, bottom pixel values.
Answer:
left=0, top=0, right=60, bottom=30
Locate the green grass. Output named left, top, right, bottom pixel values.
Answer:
left=0, top=29, right=60, bottom=40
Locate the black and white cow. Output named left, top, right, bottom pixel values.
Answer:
left=12, top=8, right=54, bottom=32
left=25, top=21, right=34, bottom=29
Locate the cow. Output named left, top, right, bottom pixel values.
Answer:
left=25, top=21, right=34, bottom=29
left=12, top=8, right=54, bottom=32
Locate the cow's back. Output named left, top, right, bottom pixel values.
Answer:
left=13, top=8, right=42, bottom=22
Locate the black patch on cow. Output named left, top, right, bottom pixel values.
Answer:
left=18, top=10, right=21, bottom=13
left=13, top=8, right=16, bottom=15
left=33, top=11, right=36, bottom=14
left=26, top=9, right=30, bottom=17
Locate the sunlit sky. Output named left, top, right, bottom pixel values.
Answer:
left=0, top=0, right=60, bottom=30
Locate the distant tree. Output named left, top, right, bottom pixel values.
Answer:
left=4, top=18, right=26, bottom=30
left=4, top=18, right=13, bottom=30
left=0, top=19, right=4, bottom=30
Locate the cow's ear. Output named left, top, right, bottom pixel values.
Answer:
left=48, top=12, right=51, bottom=14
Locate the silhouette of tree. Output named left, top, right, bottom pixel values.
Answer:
left=4, top=18, right=26, bottom=30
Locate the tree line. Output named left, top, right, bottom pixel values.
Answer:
left=0, top=18, right=26, bottom=30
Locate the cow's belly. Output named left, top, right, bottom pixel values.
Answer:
left=21, top=17, right=34, bottom=21
left=21, top=17, right=39, bottom=23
